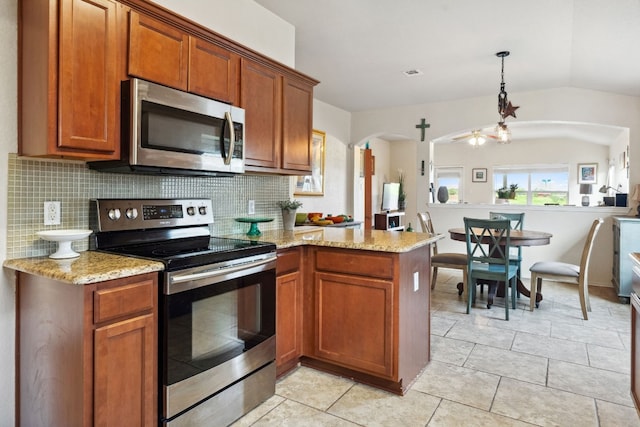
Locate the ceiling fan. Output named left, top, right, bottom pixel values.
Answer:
left=451, top=129, right=499, bottom=146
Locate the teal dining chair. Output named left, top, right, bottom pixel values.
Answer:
left=464, top=217, right=520, bottom=320
left=490, top=212, right=525, bottom=295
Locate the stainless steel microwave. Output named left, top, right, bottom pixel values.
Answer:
left=89, top=78, right=245, bottom=176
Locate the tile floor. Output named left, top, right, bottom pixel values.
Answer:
left=232, top=271, right=640, bottom=426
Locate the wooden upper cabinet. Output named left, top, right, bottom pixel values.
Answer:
left=282, top=76, right=314, bottom=172
left=241, top=58, right=282, bottom=169
left=19, top=0, right=120, bottom=159
left=242, top=58, right=315, bottom=174
left=189, top=37, right=239, bottom=104
left=128, top=11, right=189, bottom=90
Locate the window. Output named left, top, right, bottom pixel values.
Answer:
left=494, top=166, right=569, bottom=205
left=434, top=167, right=463, bottom=203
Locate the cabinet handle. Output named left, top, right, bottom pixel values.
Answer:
left=223, top=111, right=235, bottom=165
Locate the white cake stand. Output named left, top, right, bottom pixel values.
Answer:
left=36, top=229, right=92, bottom=259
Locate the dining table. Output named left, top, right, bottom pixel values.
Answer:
left=448, top=227, right=553, bottom=307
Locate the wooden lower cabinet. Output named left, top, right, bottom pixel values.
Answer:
left=313, top=271, right=394, bottom=377
left=274, top=244, right=431, bottom=395
left=631, top=255, right=640, bottom=415
left=276, top=248, right=303, bottom=376
left=303, top=246, right=431, bottom=395
left=17, top=272, right=158, bottom=427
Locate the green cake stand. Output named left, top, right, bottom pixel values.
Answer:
left=235, top=217, right=274, bottom=240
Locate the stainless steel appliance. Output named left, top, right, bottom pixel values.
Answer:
left=89, top=78, right=245, bottom=176
left=92, top=199, right=276, bottom=426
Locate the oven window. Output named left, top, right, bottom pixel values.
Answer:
left=163, top=270, right=275, bottom=385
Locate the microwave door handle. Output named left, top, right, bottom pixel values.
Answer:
left=223, top=111, right=235, bottom=165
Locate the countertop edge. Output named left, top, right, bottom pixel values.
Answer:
left=229, top=229, right=443, bottom=253
left=3, top=252, right=165, bottom=285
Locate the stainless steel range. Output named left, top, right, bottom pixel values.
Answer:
left=91, top=199, right=277, bottom=427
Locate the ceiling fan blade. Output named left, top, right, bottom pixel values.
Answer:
left=452, top=133, right=472, bottom=141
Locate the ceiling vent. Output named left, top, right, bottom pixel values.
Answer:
left=402, top=69, right=423, bottom=77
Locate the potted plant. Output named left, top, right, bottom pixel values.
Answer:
left=509, top=183, right=519, bottom=199
left=277, top=199, right=303, bottom=230
left=496, top=183, right=518, bottom=200
left=398, top=169, right=407, bottom=210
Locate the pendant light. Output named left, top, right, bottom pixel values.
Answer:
left=495, top=51, right=519, bottom=144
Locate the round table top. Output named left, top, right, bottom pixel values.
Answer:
left=448, top=228, right=552, bottom=247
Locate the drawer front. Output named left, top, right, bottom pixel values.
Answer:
left=94, top=278, right=155, bottom=323
left=313, top=248, right=394, bottom=280
left=277, top=248, right=301, bottom=276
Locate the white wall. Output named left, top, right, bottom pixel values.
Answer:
left=0, top=0, right=17, bottom=421
left=152, top=0, right=295, bottom=67
left=291, top=99, right=352, bottom=216
left=434, top=138, right=610, bottom=205
left=351, top=87, right=640, bottom=215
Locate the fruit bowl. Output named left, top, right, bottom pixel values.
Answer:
left=325, top=215, right=345, bottom=223
left=36, top=229, right=92, bottom=259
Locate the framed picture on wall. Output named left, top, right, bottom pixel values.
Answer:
left=295, top=129, right=326, bottom=196
left=578, top=163, right=597, bottom=184
left=472, top=168, right=487, bottom=182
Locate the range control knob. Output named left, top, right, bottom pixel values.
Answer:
left=107, top=208, right=121, bottom=221
left=125, top=208, right=138, bottom=220
left=186, top=206, right=196, bottom=216
left=198, top=206, right=207, bottom=215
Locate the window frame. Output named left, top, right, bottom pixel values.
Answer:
left=493, top=165, right=569, bottom=206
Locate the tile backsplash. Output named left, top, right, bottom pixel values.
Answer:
left=7, top=154, right=289, bottom=259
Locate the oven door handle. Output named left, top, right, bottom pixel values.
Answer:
left=170, top=256, right=274, bottom=285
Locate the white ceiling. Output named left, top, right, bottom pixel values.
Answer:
left=254, top=0, right=640, bottom=144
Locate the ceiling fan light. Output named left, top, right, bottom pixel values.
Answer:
left=468, top=133, right=486, bottom=146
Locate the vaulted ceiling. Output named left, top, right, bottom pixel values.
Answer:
left=255, top=0, right=640, bottom=113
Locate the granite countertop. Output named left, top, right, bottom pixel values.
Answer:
left=4, top=229, right=441, bottom=284
left=229, top=227, right=442, bottom=252
left=3, top=251, right=164, bottom=285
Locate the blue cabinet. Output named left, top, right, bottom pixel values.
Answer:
left=612, top=217, right=640, bottom=302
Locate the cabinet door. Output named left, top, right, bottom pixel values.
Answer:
left=94, top=313, right=156, bottom=427
left=189, top=37, right=239, bottom=104
left=314, top=271, right=394, bottom=378
left=241, top=58, right=282, bottom=169
left=632, top=292, right=640, bottom=414
left=58, top=0, right=119, bottom=156
left=282, top=76, right=313, bottom=173
left=276, top=270, right=303, bottom=374
left=128, top=11, right=188, bottom=90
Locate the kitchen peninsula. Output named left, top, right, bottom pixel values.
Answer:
left=242, top=227, right=441, bottom=395
left=5, top=227, right=439, bottom=426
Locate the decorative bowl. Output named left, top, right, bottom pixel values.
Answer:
left=295, top=212, right=308, bottom=224
left=326, top=215, right=345, bottom=223
left=36, top=229, right=92, bottom=259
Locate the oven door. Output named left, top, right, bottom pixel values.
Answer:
left=161, top=259, right=275, bottom=422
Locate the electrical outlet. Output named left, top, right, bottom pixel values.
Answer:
left=44, top=201, right=61, bottom=225
left=248, top=200, right=255, bottom=215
